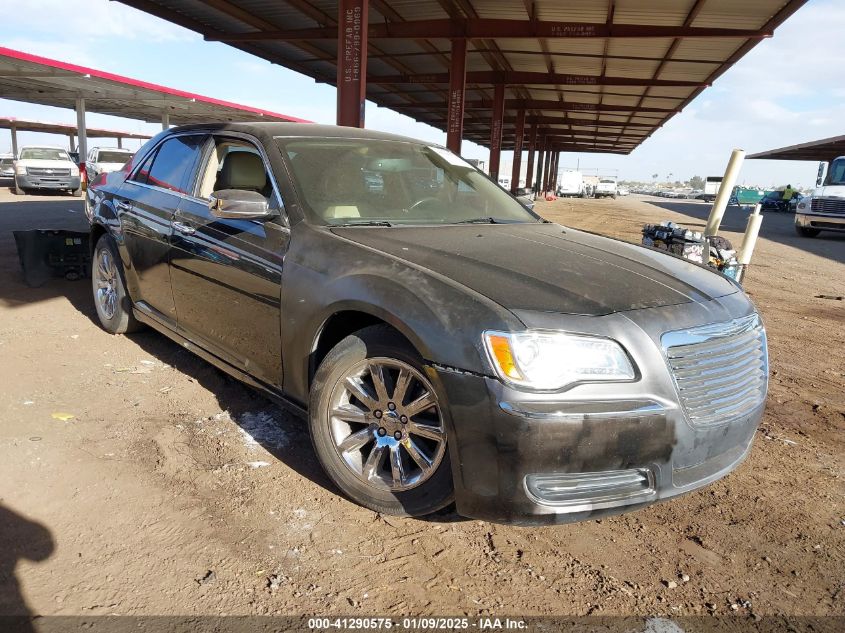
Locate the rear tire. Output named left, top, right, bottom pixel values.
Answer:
left=92, top=234, right=142, bottom=334
left=309, top=325, right=454, bottom=517
left=795, top=225, right=820, bottom=238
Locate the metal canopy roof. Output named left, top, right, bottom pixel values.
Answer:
left=748, top=134, right=845, bottom=162
left=117, top=0, right=806, bottom=154
left=0, top=46, right=308, bottom=126
left=0, top=116, right=151, bottom=140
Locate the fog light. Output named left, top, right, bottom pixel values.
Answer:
left=525, top=468, right=655, bottom=510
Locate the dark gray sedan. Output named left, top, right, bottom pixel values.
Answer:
left=86, top=123, right=767, bottom=525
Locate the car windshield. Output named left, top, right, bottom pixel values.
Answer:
left=96, top=151, right=131, bottom=164
left=826, top=158, right=845, bottom=186
left=0, top=158, right=13, bottom=167
left=278, top=137, right=538, bottom=226
left=19, top=148, right=70, bottom=161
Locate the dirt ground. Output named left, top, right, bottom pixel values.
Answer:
left=0, top=187, right=842, bottom=623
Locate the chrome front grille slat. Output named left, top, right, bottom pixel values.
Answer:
left=663, top=314, right=767, bottom=427
left=811, top=198, right=845, bottom=215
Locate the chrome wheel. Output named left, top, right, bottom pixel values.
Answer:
left=94, top=247, right=118, bottom=319
left=328, top=358, right=446, bottom=492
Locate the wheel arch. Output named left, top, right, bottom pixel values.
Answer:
left=308, top=305, right=426, bottom=390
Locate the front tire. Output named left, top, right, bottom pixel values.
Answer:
left=795, top=225, right=821, bottom=238
left=309, top=325, right=454, bottom=517
left=92, top=234, right=142, bottom=334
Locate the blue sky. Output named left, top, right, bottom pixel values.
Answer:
left=1, top=0, right=841, bottom=189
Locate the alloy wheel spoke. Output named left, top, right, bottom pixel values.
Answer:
left=337, top=426, right=376, bottom=454
left=405, top=438, right=432, bottom=472
left=389, top=445, right=405, bottom=486
left=391, top=367, right=412, bottom=405
left=405, top=391, right=436, bottom=418
left=369, top=363, right=390, bottom=403
left=344, top=375, right=379, bottom=410
left=362, top=444, right=387, bottom=482
left=331, top=404, right=369, bottom=424
left=408, top=421, right=444, bottom=442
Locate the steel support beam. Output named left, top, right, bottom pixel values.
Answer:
left=337, top=0, right=368, bottom=127
left=210, top=20, right=772, bottom=41
left=525, top=123, right=537, bottom=191
left=68, top=134, right=75, bottom=151
left=161, top=112, right=170, bottom=130
left=369, top=71, right=704, bottom=87
left=543, top=144, right=552, bottom=192
left=536, top=134, right=546, bottom=195
left=510, top=109, right=526, bottom=193
left=488, top=84, right=505, bottom=180
left=117, top=137, right=123, bottom=149
left=76, top=97, right=88, bottom=172
left=446, top=38, right=467, bottom=154
left=465, top=99, right=675, bottom=113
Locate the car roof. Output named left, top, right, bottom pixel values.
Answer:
left=168, top=122, right=444, bottom=148
left=20, top=145, right=68, bottom=150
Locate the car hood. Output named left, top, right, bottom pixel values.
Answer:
left=16, top=159, right=75, bottom=169
left=330, top=223, right=739, bottom=316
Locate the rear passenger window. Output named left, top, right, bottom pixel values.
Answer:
left=143, top=136, right=205, bottom=193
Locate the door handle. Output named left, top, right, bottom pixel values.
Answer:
left=172, top=221, right=196, bottom=235
left=115, top=199, right=131, bottom=212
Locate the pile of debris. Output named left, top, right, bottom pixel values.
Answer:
left=642, top=221, right=742, bottom=281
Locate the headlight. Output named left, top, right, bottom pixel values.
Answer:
left=797, top=198, right=809, bottom=210
left=70, top=166, right=80, bottom=177
left=15, top=164, right=26, bottom=175
left=484, top=330, right=635, bottom=391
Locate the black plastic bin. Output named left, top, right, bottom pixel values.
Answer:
left=13, top=230, right=91, bottom=287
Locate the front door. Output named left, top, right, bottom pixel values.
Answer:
left=169, top=135, right=288, bottom=388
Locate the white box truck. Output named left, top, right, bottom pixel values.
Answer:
left=794, top=157, right=845, bottom=238
left=595, top=177, right=618, bottom=199
left=700, top=176, right=723, bottom=202
left=556, top=169, right=585, bottom=197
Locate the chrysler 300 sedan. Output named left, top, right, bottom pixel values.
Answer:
left=85, top=123, right=768, bottom=525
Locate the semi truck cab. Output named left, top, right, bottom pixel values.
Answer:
left=794, top=157, right=845, bottom=237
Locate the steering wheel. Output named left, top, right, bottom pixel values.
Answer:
left=406, top=196, right=441, bottom=213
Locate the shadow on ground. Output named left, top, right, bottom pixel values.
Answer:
left=0, top=504, right=54, bottom=631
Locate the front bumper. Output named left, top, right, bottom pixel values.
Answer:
left=796, top=211, right=845, bottom=232
left=432, top=292, right=765, bottom=525
left=15, top=174, right=80, bottom=190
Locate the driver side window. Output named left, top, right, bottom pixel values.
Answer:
left=197, top=138, right=277, bottom=205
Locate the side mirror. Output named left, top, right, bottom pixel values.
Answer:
left=816, top=162, right=828, bottom=187
left=209, top=189, right=274, bottom=220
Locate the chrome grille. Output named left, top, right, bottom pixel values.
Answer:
left=811, top=198, right=845, bottom=215
left=662, top=314, right=767, bottom=427
left=27, top=167, right=71, bottom=177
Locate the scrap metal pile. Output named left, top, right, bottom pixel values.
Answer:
left=642, top=222, right=742, bottom=281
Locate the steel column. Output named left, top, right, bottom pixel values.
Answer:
left=161, top=112, right=170, bottom=130
left=69, top=134, right=75, bottom=151
left=446, top=38, right=467, bottom=154
left=117, top=137, right=123, bottom=149
left=510, top=109, right=526, bottom=193
left=10, top=123, right=18, bottom=157
left=536, top=135, right=546, bottom=195
left=76, top=97, right=88, bottom=171
left=488, top=84, right=505, bottom=180
left=337, top=0, right=369, bottom=127
left=525, top=123, right=537, bottom=190
left=542, top=144, right=552, bottom=192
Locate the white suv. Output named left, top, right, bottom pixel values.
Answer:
left=14, top=146, right=81, bottom=196
left=86, top=147, right=133, bottom=181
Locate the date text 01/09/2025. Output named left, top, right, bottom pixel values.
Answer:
left=307, top=617, right=528, bottom=630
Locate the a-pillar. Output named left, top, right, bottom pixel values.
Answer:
left=488, top=84, right=505, bottom=180
left=446, top=38, right=467, bottom=154
left=525, top=123, right=537, bottom=191
left=509, top=109, right=526, bottom=193
left=76, top=97, right=88, bottom=180
left=337, top=0, right=368, bottom=128
left=161, top=112, right=170, bottom=130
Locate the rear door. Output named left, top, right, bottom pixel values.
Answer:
left=114, top=134, right=206, bottom=325
left=169, top=135, right=288, bottom=388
